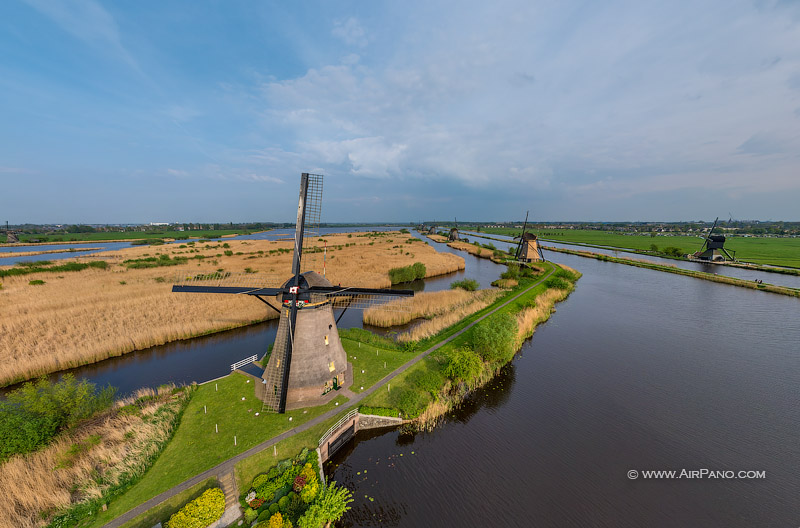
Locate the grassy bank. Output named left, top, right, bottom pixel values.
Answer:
left=546, top=246, right=800, bottom=298
left=0, top=232, right=464, bottom=387
left=357, top=262, right=579, bottom=424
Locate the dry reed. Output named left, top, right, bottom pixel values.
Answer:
left=0, top=389, right=189, bottom=528
left=363, top=289, right=484, bottom=327
left=0, top=247, right=102, bottom=259
left=426, top=234, right=449, bottom=243
left=396, top=289, right=503, bottom=342
left=0, top=232, right=464, bottom=386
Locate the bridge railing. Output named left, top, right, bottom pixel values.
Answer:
left=231, top=355, right=258, bottom=371
left=319, top=409, right=358, bottom=447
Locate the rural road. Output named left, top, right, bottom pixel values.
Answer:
left=103, top=265, right=555, bottom=528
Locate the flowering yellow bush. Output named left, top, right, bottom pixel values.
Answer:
left=165, top=487, right=225, bottom=528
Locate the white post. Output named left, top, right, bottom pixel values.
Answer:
left=234, top=435, right=237, bottom=446
left=215, top=424, right=218, bottom=433
left=215, top=383, right=218, bottom=392
left=388, top=383, right=390, bottom=392
left=274, top=445, right=277, bottom=456
left=204, top=405, right=207, bottom=414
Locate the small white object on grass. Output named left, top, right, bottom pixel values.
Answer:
left=335, top=402, right=339, bottom=406
left=242, top=397, right=246, bottom=401
left=255, top=412, right=259, bottom=416
left=361, top=369, right=365, bottom=373
left=360, top=386, right=364, bottom=390
left=289, top=416, right=293, bottom=421
left=246, top=380, right=250, bottom=383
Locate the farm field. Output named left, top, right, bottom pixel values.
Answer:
left=0, top=232, right=464, bottom=386
left=481, top=227, right=800, bottom=268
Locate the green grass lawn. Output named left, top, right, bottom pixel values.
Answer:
left=344, top=338, right=414, bottom=393
left=81, top=373, right=347, bottom=528
left=482, top=228, right=800, bottom=268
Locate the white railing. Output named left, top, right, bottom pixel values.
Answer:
left=231, top=355, right=258, bottom=371
left=319, top=409, right=358, bottom=447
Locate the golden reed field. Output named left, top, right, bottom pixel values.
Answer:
left=0, top=233, right=464, bottom=386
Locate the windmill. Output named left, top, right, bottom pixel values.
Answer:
left=427, top=221, right=437, bottom=234
left=448, top=218, right=460, bottom=241
left=693, top=217, right=735, bottom=262
left=514, top=211, right=544, bottom=263
left=173, top=173, right=414, bottom=413
left=4, top=221, right=19, bottom=244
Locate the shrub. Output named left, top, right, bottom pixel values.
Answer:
left=245, top=508, right=259, bottom=524
left=224, top=250, right=233, bottom=256
left=258, top=509, right=273, bottom=522
left=253, top=473, right=271, bottom=489
left=388, top=262, right=426, bottom=284
left=544, top=277, right=570, bottom=290
left=165, top=487, right=225, bottom=528
left=300, top=478, right=319, bottom=504
left=472, top=313, right=518, bottom=363
left=450, top=279, right=479, bottom=291
left=0, top=374, right=116, bottom=461
left=442, top=347, right=482, bottom=384
left=358, top=405, right=400, bottom=417
left=278, top=495, right=290, bottom=511
left=269, top=503, right=280, bottom=514
left=297, top=483, right=353, bottom=528
left=28, top=279, right=45, bottom=285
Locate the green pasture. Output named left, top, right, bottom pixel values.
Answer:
left=482, top=228, right=800, bottom=268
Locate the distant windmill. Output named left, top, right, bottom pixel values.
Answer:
left=514, top=211, right=544, bottom=263
left=693, top=217, right=735, bottom=262
left=173, top=174, right=414, bottom=412
left=427, top=220, right=437, bottom=234
left=448, top=218, right=460, bottom=241
left=4, top=221, right=19, bottom=244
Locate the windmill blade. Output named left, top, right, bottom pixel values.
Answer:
left=310, top=292, right=415, bottom=312
left=515, top=210, right=528, bottom=259
left=172, top=271, right=285, bottom=292
left=300, top=174, right=323, bottom=273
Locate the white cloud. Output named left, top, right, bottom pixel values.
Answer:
left=332, top=17, right=367, bottom=47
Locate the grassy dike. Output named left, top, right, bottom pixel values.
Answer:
left=355, top=263, right=580, bottom=424
left=546, top=246, right=800, bottom=298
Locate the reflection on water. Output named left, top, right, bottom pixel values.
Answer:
left=328, top=247, right=800, bottom=527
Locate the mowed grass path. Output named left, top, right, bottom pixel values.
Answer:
left=483, top=228, right=800, bottom=268
left=83, top=373, right=347, bottom=528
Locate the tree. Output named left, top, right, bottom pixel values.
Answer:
left=471, top=313, right=518, bottom=364
left=297, top=483, right=353, bottom=528
left=443, top=347, right=482, bottom=384
left=649, top=243, right=658, bottom=252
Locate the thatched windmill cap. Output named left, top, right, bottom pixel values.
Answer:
left=280, top=270, right=333, bottom=289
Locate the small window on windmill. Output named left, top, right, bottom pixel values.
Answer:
left=324, top=335, right=329, bottom=346
left=329, top=361, right=336, bottom=373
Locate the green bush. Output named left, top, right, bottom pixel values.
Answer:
left=388, top=262, right=426, bottom=284
left=544, top=277, right=570, bottom=290
left=442, top=347, right=482, bottom=384
left=0, top=374, right=116, bottom=461
left=258, top=508, right=273, bottom=522
left=278, top=495, right=290, bottom=511
left=29, top=279, right=46, bottom=285
left=224, top=250, right=233, bottom=256
left=450, top=279, right=479, bottom=291
left=245, top=508, right=259, bottom=524
left=472, top=312, right=518, bottom=363
left=358, top=405, right=400, bottom=417
left=165, top=487, right=225, bottom=528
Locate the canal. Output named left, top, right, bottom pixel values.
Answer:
left=326, top=239, right=800, bottom=527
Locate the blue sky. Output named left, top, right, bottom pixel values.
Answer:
left=1, top=0, right=799, bottom=223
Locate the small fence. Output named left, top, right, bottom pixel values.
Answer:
left=231, top=355, right=258, bottom=372
left=319, top=409, right=358, bottom=447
